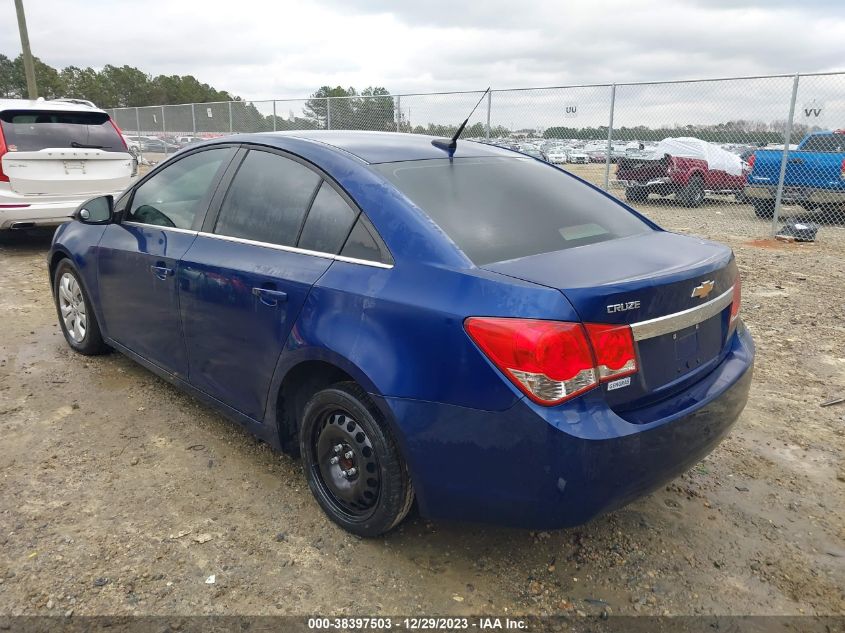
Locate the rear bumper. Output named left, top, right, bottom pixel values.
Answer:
left=744, top=184, right=845, bottom=205
left=378, top=324, right=754, bottom=529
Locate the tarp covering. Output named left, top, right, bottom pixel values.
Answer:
left=648, top=137, right=745, bottom=176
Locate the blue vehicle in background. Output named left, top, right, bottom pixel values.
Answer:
left=745, top=129, right=845, bottom=221
left=48, top=131, right=754, bottom=536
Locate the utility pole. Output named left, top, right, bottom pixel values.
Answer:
left=14, top=0, right=38, bottom=99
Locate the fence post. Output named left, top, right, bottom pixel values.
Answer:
left=161, top=106, right=167, bottom=156
left=396, top=95, right=401, bottom=133
left=135, top=107, right=143, bottom=164
left=272, top=100, right=277, bottom=132
left=191, top=103, right=196, bottom=136
left=485, top=90, right=492, bottom=141
left=228, top=101, right=233, bottom=134
left=603, top=84, right=616, bottom=191
left=772, top=74, right=800, bottom=235
left=326, top=97, right=332, bottom=130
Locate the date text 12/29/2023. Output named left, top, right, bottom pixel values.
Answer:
left=307, top=617, right=528, bottom=630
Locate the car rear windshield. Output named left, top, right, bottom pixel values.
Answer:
left=375, top=156, right=652, bottom=265
left=0, top=110, right=125, bottom=152
left=800, top=134, right=845, bottom=153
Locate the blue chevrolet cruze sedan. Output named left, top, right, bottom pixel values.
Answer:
left=48, top=131, right=754, bottom=536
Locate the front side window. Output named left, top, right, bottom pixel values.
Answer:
left=127, top=147, right=235, bottom=229
left=214, top=150, right=321, bottom=247
left=801, top=135, right=845, bottom=153
left=375, top=157, right=652, bottom=265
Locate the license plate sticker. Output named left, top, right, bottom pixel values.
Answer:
left=606, top=376, right=631, bottom=391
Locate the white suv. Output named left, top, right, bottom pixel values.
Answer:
left=0, top=99, right=135, bottom=232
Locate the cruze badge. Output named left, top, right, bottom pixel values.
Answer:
left=607, top=300, right=640, bottom=314
left=691, top=280, right=715, bottom=300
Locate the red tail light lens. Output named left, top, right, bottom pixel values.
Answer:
left=840, top=157, right=845, bottom=180
left=0, top=122, right=8, bottom=182
left=584, top=323, right=638, bottom=380
left=747, top=153, right=756, bottom=170
left=731, top=277, right=741, bottom=324
left=109, top=118, right=129, bottom=151
left=465, top=318, right=597, bottom=405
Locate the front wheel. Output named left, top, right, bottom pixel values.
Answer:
left=625, top=187, right=648, bottom=203
left=300, top=382, right=414, bottom=537
left=679, top=175, right=705, bottom=208
left=53, top=260, right=109, bottom=355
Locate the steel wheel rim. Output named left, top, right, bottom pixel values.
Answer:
left=58, top=272, right=87, bottom=343
left=311, top=409, right=381, bottom=519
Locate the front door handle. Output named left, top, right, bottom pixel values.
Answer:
left=252, top=287, right=287, bottom=307
left=150, top=264, right=174, bottom=280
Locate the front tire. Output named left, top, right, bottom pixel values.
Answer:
left=300, top=382, right=414, bottom=537
left=53, top=260, right=109, bottom=355
left=625, top=187, right=648, bottom=203
left=679, top=175, right=705, bottom=208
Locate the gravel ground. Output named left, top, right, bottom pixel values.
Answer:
left=0, top=181, right=843, bottom=618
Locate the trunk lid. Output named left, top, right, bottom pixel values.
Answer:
left=2, top=148, right=133, bottom=195
left=483, top=231, right=737, bottom=409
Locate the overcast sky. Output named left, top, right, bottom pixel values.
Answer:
left=1, top=0, right=843, bottom=100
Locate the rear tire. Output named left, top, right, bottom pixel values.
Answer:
left=300, top=382, right=414, bottom=537
left=53, top=260, right=109, bottom=355
left=679, top=175, right=705, bottom=208
left=753, top=200, right=775, bottom=219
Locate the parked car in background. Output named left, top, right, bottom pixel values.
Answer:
left=174, top=136, right=205, bottom=149
left=744, top=130, right=845, bottom=220
left=588, top=150, right=607, bottom=163
left=615, top=137, right=747, bottom=207
left=0, top=99, right=134, bottom=232
left=140, top=137, right=179, bottom=153
left=546, top=148, right=569, bottom=164
left=568, top=151, right=589, bottom=165
left=520, top=147, right=547, bottom=161
left=48, top=131, right=752, bottom=536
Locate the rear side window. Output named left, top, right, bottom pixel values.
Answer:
left=0, top=110, right=125, bottom=152
left=375, top=157, right=652, bottom=265
left=215, top=150, right=320, bottom=247
left=801, top=135, right=845, bottom=153
left=297, top=182, right=357, bottom=253
left=340, top=215, right=393, bottom=265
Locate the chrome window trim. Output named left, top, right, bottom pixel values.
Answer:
left=123, top=221, right=198, bottom=236
left=197, top=231, right=394, bottom=269
left=629, top=286, right=734, bottom=342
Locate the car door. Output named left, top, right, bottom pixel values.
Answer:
left=97, top=146, right=237, bottom=377
left=178, top=147, right=360, bottom=420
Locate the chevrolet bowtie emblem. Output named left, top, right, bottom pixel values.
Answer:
left=691, top=280, right=715, bottom=299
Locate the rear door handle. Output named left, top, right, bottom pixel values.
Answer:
left=252, top=287, right=287, bottom=306
left=150, top=264, right=174, bottom=280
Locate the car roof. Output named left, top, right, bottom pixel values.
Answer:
left=250, top=130, right=518, bottom=164
left=0, top=98, right=107, bottom=114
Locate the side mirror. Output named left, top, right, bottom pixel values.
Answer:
left=75, top=195, right=114, bottom=224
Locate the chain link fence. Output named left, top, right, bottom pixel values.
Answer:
left=108, top=71, right=845, bottom=243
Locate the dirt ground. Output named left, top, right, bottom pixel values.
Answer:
left=0, top=180, right=844, bottom=618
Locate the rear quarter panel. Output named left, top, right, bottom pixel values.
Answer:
left=273, top=260, right=579, bottom=412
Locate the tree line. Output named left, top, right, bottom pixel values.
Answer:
left=0, top=53, right=236, bottom=108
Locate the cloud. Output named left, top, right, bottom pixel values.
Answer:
left=1, top=0, right=843, bottom=129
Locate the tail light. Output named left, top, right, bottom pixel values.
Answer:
left=465, top=317, right=638, bottom=406
left=840, top=157, right=845, bottom=180
left=730, top=277, right=741, bottom=324
left=747, top=153, right=756, bottom=171
left=584, top=323, right=638, bottom=380
left=0, top=122, right=8, bottom=182
left=109, top=119, right=129, bottom=151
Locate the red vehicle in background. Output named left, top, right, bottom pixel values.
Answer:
left=614, top=138, right=748, bottom=207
